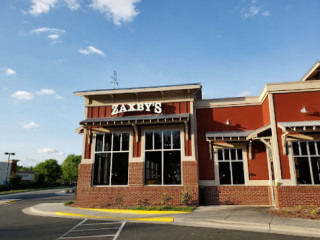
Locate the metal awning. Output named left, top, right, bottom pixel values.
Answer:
left=278, top=121, right=320, bottom=155
left=278, top=120, right=320, bottom=131
left=206, top=130, right=254, bottom=141
left=80, top=113, right=190, bottom=126
left=246, top=124, right=271, bottom=140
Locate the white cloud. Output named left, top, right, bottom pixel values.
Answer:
left=19, top=121, right=39, bottom=129
left=36, top=88, right=55, bottom=95
left=11, top=91, right=34, bottom=100
left=5, top=68, right=16, bottom=76
left=64, top=0, right=80, bottom=11
left=262, top=11, right=271, bottom=16
left=90, top=0, right=140, bottom=26
left=28, top=0, right=80, bottom=16
left=79, top=46, right=106, bottom=56
left=38, top=148, right=58, bottom=154
left=28, top=0, right=59, bottom=16
left=56, top=95, right=63, bottom=99
left=48, top=34, right=60, bottom=39
left=240, top=6, right=260, bottom=19
left=237, top=90, right=253, bottom=97
left=31, top=27, right=65, bottom=34
left=38, top=148, right=64, bottom=156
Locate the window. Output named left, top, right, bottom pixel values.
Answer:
left=93, top=132, right=129, bottom=185
left=217, top=148, right=244, bottom=185
left=145, top=130, right=181, bottom=185
left=292, top=141, right=320, bottom=185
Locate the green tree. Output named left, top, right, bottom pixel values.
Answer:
left=61, top=154, right=81, bottom=183
left=34, top=159, right=62, bottom=184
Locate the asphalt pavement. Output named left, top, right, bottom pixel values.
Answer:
left=21, top=192, right=320, bottom=239
left=1, top=189, right=320, bottom=239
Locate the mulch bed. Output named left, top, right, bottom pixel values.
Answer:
left=268, top=206, right=320, bottom=220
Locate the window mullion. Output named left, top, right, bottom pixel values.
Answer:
left=229, top=150, right=234, bottom=185
left=307, top=142, right=315, bottom=185
left=109, top=133, right=114, bottom=186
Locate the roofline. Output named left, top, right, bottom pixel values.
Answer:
left=74, top=83, right=202, bottom=97
left=300, top=60, right=320, bottom=82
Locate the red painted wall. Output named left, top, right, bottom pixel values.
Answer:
left=261, top=96, right=270, bottom=125
left=87, top=101, right=190, bottom=118
left=196, top=105, right=265, bottom=180
left=273, top=91, right=320, bottom=179
left=249, top=141, right=269, bottom=180
left=85, top=101, right=192, bottom=159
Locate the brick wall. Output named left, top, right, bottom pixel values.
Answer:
left=274, top=186, right=320, bottom=207
left=200, top=186, right=272, bottom=205
left=76, top=161, right=199, bottom=208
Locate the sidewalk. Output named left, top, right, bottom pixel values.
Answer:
left=23, top=204, right=320, bottom=238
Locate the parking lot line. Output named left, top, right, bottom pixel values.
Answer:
left=57, top=219, right=87, bottom=240
left=57, top=219, right=126, bottom=240
left=113, top=222, right=126, bottom=240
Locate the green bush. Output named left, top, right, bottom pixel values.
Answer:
left=0, top=184, right=9, bottom=192
left=8, top=174, right=22, bottom=190
left=180, top=191, right=192, bottom=206
left=161, top=193, right=172, bottom=206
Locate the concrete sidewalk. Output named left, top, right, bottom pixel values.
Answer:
left=23, top=203, right=320, bottom=238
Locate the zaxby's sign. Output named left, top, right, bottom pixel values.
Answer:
left=111, top=102, right=162, bottom=116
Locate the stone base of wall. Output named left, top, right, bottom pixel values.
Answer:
left=200, top=186, right=272, bottom=206
left=274, top=186, right=320, bottom=208
left=76, top=162, right=199, bottom=208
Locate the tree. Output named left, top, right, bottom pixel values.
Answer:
left=61, top=154, right=81, bottom=183
left=34, top=159, right=62, bottom=184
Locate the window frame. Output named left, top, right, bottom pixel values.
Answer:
left=144, top=129, right=182, bottom=186
left=92, top=132, right=130, bottom=186
left=291, top=140, right=320, bottom=185
left=216, top=147, right=245, bottom=185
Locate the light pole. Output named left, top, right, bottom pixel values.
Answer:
left=4, top=152, right=15, bottom=185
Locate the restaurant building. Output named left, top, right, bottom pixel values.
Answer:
left=75, top=61, right=320, bottom=208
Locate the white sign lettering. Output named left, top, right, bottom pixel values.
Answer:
left=111, top=103, right=162, bottom=116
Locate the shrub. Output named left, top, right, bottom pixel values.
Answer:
left=64, top=200, right=75, bottom=206
left=8, top=174, right=22, bottom=190
left=0, top=184, right=8, bottom=192
left=161, top=193, right=172, bottom=206
left=180, top=191, right=192, bottom=206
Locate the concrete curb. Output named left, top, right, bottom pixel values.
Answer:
left=23, top=205, right=174, bottom=223
left=173, top=218, right=320, bottom=238
left=22, top=204, right=320, bottom=238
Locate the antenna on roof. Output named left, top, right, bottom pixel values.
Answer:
left=110, top=70, right=118, bottom=89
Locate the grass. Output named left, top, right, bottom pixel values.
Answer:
left=64, top=200, right=75, bottom=206
left=0, top=186, right=65, bottom=195
left=130, top=205, right=196, bottom=212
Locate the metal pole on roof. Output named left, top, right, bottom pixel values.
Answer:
left=111, top=70, right=118, bottom=89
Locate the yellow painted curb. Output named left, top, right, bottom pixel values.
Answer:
left=0, top=200, right=16, bottom=205
left=76, top=207, right=189, bottom=215
left=55, top=212, right=174, bottom=222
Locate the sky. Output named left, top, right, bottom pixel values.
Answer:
left=1, top=0, right=320, bottom=167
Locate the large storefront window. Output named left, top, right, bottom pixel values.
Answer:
left=93, top=133, right=129, bottom=185
left=145, top=130, right=181, bottom=185
left=217, top=148, right=244, bottom=185
left=292, top=141, right=320, bottom=185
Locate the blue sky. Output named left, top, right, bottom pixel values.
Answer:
left=1, top=0, right=320, bottom=167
